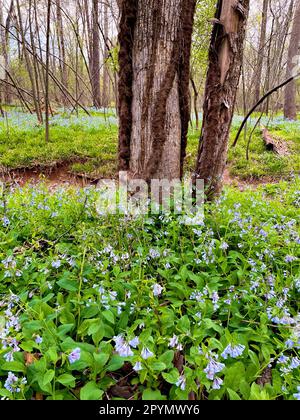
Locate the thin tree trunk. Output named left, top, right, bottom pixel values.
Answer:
left=118, top=0, right=196, bottom=180
left=195, top=0, right=250, bottom=198
left=45, top=0, right=51, bottom=142
left=0, top=0, right=5, bottom=105
left=265, top=11, right=275, bottom=115
left=91, top=0, right=101, bottom=108
left=2, top=0, right=14, bottom=104
left=102, top=0, right=110, bottom=108
left=190, top=76, right=199, bottom=130
left=16, top=0, right=42, bottom=122
left=284, top=0, right=300, bottom=120
left=29, top=0, right=43, bottom=122
left=252, top=0, right=268, bottom=107
left=56, top=0, right=68, bottom=106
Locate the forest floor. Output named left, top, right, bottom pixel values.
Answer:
left=0, top=108, right=299, bottom=401
left=0, top=109, right=299, bottom=187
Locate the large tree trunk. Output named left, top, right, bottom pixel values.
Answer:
left=284, top=0, right=300, bottom=120
left=252, top=0, right=268, bottom=107
left=195, top=0, right=250, bottom=199
left=118, top=0, right=196, bottom=180
left=91, top=0, right=101, bottom=108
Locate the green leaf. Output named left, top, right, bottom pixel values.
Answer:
left=248, top=350, right=260, bottom=370
left=224, top=362, right=245, bottom=391
left=151, top=362, right=166, bottom=372
left=158, top=351, right=174, bottom=368
left=23, top=320, right=43, bottom=334
left=177, top=315, right=190, bottom=333
left=80, top=381, right=104, bottom=400
left=203, top=318, right=223, bottom=334
left=92, top=325, right=104, bottom=345
left=57, top=277, right=78, bottom=292
left=43, top=369, right=55, bottom=387
left=249, top=383, right=269, bottom=400
left=261, top=344, right=270, bottom=362
left=1, top=361, right=25, bottom=373
left=0, top=389, right=12, bottom=398
left=227, top=389, right=242, bottom=400
left=93, top=353, right=110, bottom=374
left=106, top=355, right=124, bottom=372
left=46, top=347, right=58, bottom=363
left=88, top=321, right=101, bottom=335
left=57, top=323, right=74, bottom=338
left=240, top=379, right=251, bottom=400
left=118, top=312, right=129, bottom=329
left=142, top=389, right=167, bottom=400
left=162, top=369, right=180, bottom=385
left=102, top=310, right=115, bottom=325
left=57, top=374, right=76, bottom=388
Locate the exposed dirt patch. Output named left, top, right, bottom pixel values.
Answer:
left=223, top=168, right=283, bottom=190
left=0, top=163, right=92, bottom=187
left=0, top=163, right=283, bottom=190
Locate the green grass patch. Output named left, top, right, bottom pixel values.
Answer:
left=0, top=111, right=299, bottom=181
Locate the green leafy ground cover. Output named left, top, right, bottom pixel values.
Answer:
left=0, top=111, right=299, bottom=180
left=0, top=180, right=299, bottom=400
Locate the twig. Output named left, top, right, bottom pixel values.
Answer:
left=232, top=73, right=300, bottom=148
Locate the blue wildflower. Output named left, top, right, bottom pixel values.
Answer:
left=220, top=242, right=229, bottom=251
left=212, top=377, right=223, bottom=390
left=129, top=337, right=140, bottom=349
left=52, top=260, right=61, bottom=269
left=278, top=355, right=289, bottom=364
left=114, top=335, right=134, bottom=357
left=294, top=387, right=300, bottom=400
left=141, top=348, right=154, bottom=360
left=176, top=374, right=186, bottom=391
left=4, top=372, right=26, bottom=393
left=68, top=348, right=81, bottom=364
left=285, top=339, right=295, bottom=348
left=133, top=361, right=143, bottom=372
left=290, top=357, right=300, bottom=369
left=153, top=284, right=163, bottom=297
left=204, top=359, right=225, bottom=380
left=35, top=335, right=43, bottom=345
left=222, top=344, right=245, bottom=360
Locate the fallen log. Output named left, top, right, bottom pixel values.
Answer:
left=262, top=128, right=290, bottom=156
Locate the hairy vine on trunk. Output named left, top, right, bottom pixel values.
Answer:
left=195, top=0, right=250, bottom=199
left=118, top=0, right=138, bottom=171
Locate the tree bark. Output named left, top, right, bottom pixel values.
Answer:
left=16, top=0, right=43, bottom=123
left=118, top=0, right=196, bottom=180
left=102, top=0, right=110, bottom=108
left=195, top=0, right=250, bottom=198
left=1, top=0, right=14, bottom=104
left=56, top=0, right=68, bottom=106
left=0, top=0, right=6, bottom=105
left=29, top=0, right=43, bottom=122
left=252, top=0, right=268, bottom=107
left=284, top=0, right=300, bottom=120
left=91, top=0, right=101, bottom=108
left=45, top=0, right=51, bottom=142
